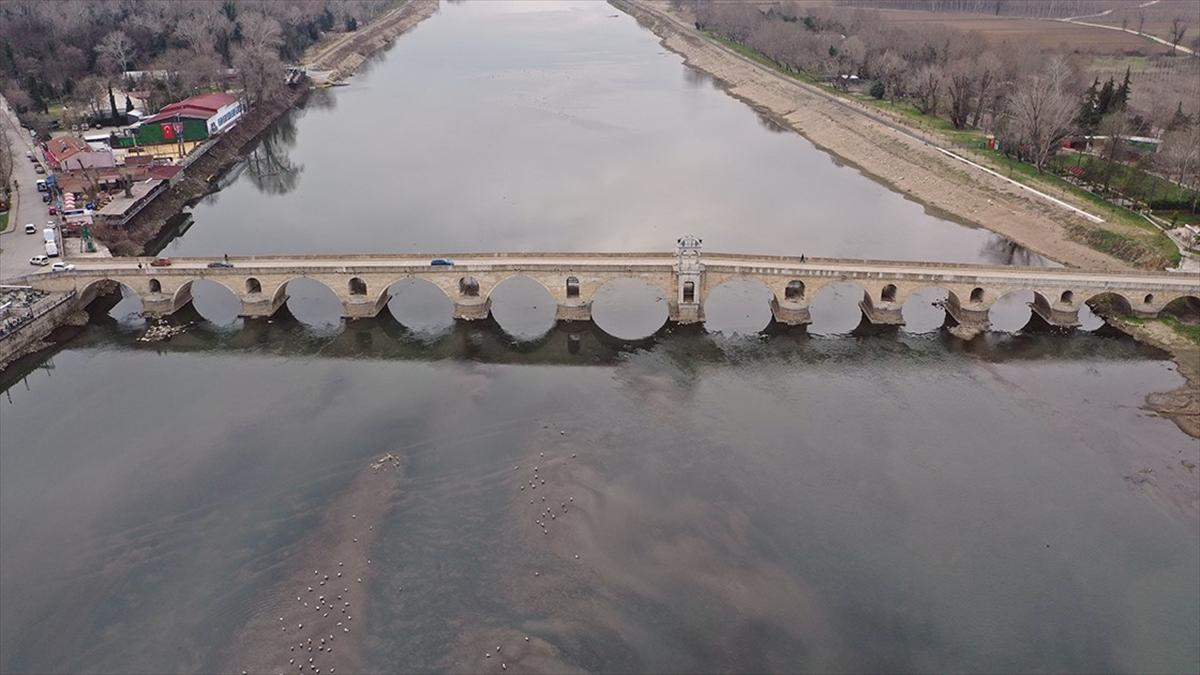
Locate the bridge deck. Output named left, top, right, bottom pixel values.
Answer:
left=24, top=253, right=1196, bottom=291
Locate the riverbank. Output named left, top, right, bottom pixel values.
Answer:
left=610, top=0, right=1153, bottom=272
left=92, top=0, right=439, bottom=257
left=304, top=0, right=439, bottom=81
left=1109, top=317, right=1200, bottom=439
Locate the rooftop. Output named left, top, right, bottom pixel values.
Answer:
left=45, top=135, right=90, bottom=161
left=96, top=179, right=165, bottom=217
left=144, top=92, right=238, bottom=124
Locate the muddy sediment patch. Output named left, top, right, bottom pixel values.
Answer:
left=227, top=453, right=404, bottom=675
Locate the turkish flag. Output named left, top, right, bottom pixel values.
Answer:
left=161, top=122, right=176, bottom=140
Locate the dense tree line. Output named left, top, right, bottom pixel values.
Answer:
left=683, top=0, right=1198, bottom=207
left=0, top=0, right=388, bottom=135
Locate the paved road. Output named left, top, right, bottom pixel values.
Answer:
left=26, top=253, right=1198, bottom=291
left=0, top=96, right=54, bottom=281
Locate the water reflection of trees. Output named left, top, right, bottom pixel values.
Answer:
left=755, top=111, right=788, bottom=134
left=978, top=237, right=1049, bottom=267
left=682, top=67, right=713, bottom=89
left=246, top=111, right=304, bottom=196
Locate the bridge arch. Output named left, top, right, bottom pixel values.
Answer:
left=1161, top=295, right=1200, bottom=320
left=484, top=274, right=557, bottom=305
left=900, top=286, right=963, bottom=333
left=487, top=275, right=558, bottom=341
left=807, top=281, right=870, bottom=335
left=590, top=277, right=671, bottom=341
left=245, top=277, right=263, bottom=294
left=784, top=279, right=806, bottom=301
left=148, top=278, right=162, bottom=294
left=1084, top=291, right=1134, bottom=318
left=348, top=277, right=368, bottom=296
left=702, top=276, right=774, bottom=335
left=378, top=276, right=456, bottom=335
left=270, top=276, right=342, bottom=328
left=566, top=276, right=580, bottom=298
left=988, top=289, right=1039, bottom=333
left=880, top=284, right=898, bottom=303
left=174, top=278, right=241, bottom=325
left=78, top=278, right=145, bottom=323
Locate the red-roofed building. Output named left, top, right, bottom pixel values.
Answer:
left=43, top=135, right=91, bottom=168
left=115, top=92, right=243, bottom=149
left=143, top=92, right=243, bottom=134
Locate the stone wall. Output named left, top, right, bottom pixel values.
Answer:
left=0, top=292, right=79, bottom=371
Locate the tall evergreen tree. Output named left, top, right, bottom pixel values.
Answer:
left=1096, top=76, right=1116, bottom=117
left=1113, top=66, right=1131, bottom=110
left=1078, top=77, right=1100, bottom=131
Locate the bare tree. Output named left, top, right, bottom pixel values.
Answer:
left=176, top=14, right=215, bottom=54
left=96, top=30, right=136, bottom=74
left=238, top=11, right=285, bottom=53
left=970, top=51, right=1001, bottom=127
left=945, top=59, right=974, bottom=128
left=910, top=63, right=944, bottom=115
left=1157, top=125, right=1200, bottom=198
left=1136, top=12, right=1145, bottom=36
left=0, top=126, right=13, bottom=201
left=1005, top=57, right=1078, bottom=173
left=1168, top=17, right=1188, bottom=55
left=233, top=43, right=284, bottom=108
left=1096, top=112, right=1130, bottom=193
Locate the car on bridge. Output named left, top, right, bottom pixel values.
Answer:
left=207, top=261, right=234, bottom=269
left=150, top=257, right=172, bottom=267
left=430, top=258, right=455, bottom=266
left=29, top=255, right=49, bottom=266
left=51, top=262, right=76, bottom=273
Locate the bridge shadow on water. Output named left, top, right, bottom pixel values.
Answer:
left=1, top=297, right=1172, bottom=393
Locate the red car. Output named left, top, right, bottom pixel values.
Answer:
left=150, top=257, right=172, bottom=267
left=48, top=206, right=57, bottom=215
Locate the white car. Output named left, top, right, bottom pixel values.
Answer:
left=24, top=223, right=36, bottom=234
left=51, top=262, right=76, bottom=272
left=46, top=220, right=56, bottom=228
left=29, top=255, right=49, bottom=266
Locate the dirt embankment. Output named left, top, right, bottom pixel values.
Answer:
left=305, top=0, right=440, bottom=81
left=611, top=0, right=1141, bottom=271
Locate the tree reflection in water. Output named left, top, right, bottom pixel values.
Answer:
left=246, top=109, right=304, bottom=196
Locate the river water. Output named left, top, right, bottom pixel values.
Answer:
left=1, top=2, right=1197, bottom=673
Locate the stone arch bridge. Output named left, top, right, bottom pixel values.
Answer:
left=16, top=239, right=1199, bottom=338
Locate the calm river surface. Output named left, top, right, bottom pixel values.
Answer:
left=1, top=2, right=1197, bottom=674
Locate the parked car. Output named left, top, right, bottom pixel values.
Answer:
left=207, top=261, right=234, bottom=269
left=24, top=223, right=36, bottom=234
left=46, top=220, right=56, bottom=228
left=34, top=164, right=44, bottom=174
left=430, top=258, right=455, bottom=266
left=150, top=257, right=172, bottom=267
left=51, top=262, right=76, bottom=273
left=29, top=255, right=49, bottom=266
left=45, top=241, right=58, bottom=257
left=48, top=206, right=57, bottom=215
